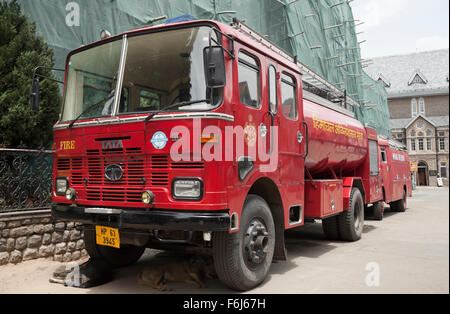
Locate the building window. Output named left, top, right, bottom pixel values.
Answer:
left=426, top=129, right=432, bottom=137
left=427, top=138, right=432, bottom=151
left=441, top=162, right=448, bottom=178
left=411, top=139, right=416, bottom=151
left=419, top=98, right=425, bottom=115
left=411, top=98, right=418, bottom=117
left=238, top=51, right=261, bottom=108
left=440, top=137, right=446, bottom=151
left=417, top=122, right=424, bottom=129
left=418, top=138, right=424, bottom=151
left=410, top=130, right=416, bottom=137
left=438, top=132, right=446, bottom=151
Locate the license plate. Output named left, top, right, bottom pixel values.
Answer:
left=95, top=226, right=120, bottom=249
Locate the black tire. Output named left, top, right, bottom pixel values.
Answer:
left=391, top=189, right=407, bottom=212
left=322, top=215, right=340, bottom=240
left=83, top=226, right=145, bottom=268
left=338, top=188, right=364, bottom=242
left=212, top=194, right=275, bottom=291
left=372, top=201, right=384, bottom=221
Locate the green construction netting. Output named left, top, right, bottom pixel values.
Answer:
left=10, top=0, right=391, bottom=136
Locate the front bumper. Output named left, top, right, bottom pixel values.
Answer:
left=52, top=204, right=230, bottom=232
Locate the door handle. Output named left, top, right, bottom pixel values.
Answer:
left=297, top=131, right=304, bottom=144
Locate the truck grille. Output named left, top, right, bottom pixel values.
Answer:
left=86, top=148, right=144, bottom=186
left=56, top=152, right=204, bottom=203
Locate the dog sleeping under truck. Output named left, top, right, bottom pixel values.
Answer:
left=30, top=19, right=411, bottom=291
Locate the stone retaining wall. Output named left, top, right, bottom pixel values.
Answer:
left=0, top=213, right=87, bottom=265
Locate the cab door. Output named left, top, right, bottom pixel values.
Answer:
left=231, top=46, right=268, bottom=182
left=276, top=64, right=306, bottom=227
left=277, top=65, right=305, bottom=184
left=380, top=146, right=392, bottom=203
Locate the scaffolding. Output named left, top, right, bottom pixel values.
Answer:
left=12, top=0, right=391, bottom=136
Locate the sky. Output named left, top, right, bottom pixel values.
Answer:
left=350, top=0, right=449, bottom=59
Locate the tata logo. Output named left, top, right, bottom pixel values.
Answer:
left=102, top=140, right=124, bottom=150
left=104, top=164, right=123, bottom=182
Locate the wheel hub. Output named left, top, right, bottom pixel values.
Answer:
left=244, top=220, right=269, bottom=265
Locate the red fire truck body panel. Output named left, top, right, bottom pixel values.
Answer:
left=303, top=99, right=368, bottom=177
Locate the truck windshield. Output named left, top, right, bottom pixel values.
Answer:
left=61, top=26, right=220, bottom=123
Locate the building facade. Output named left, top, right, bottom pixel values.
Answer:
left=366, top=49, right=449, bottom=186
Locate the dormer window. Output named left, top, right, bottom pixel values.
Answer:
left=408, top=70, right=428, bottom=86
left=377, top=73, right=391, bottom=88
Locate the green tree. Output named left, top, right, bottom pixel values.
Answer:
left=0, top=0, right=61, bottom=148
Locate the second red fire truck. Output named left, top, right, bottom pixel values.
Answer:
left=30, top=19, right=412, bottom=290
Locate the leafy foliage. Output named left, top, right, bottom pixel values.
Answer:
left=0, top=0, right=61, bottom=148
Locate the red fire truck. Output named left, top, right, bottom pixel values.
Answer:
left=30, top=19, right=412, bottom=290
left=372, top=137, right=413, bottom=220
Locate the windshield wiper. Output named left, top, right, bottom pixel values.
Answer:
left=144, top=99, right=210, bottom=122
left=68, top=92, right=115, bottom=128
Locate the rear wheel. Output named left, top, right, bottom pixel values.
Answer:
left=338, top=188, right=364, bottom=241
left=212, top=195, right=275, bottom=291
left=372, top=201, right=384, bottom=221
left=83, top=227, right=145, bottom=268
left=391, top=189, right=407, bottom=212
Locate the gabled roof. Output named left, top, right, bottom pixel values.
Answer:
left=390, top=115, right=449, bottom=130
left=365, top=49, right=449, bottom=97
left=404, top=114, right=436, bottom=129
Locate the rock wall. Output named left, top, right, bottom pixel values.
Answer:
left=0, top=213, right=87, bottom=265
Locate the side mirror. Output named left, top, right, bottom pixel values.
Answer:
left=204, top=46, right=226, bottom=88
left=30, top=78, right=40, bottom=113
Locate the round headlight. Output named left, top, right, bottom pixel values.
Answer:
left=141, top=191, right=154, bottom=205
left=65, top=188, right=76, bottom=201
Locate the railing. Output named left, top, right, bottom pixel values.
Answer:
left=0, top=148, right=53, bottom=213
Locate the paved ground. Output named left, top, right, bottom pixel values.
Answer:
left=0, top=187, right=448, bottom=294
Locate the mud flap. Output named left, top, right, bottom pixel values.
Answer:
left=272, top=204, right=287, bottom=261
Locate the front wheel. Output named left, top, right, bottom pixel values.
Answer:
left=83, top=227, right=145, bottom=268
left=212, top=195, right=275, bottom=291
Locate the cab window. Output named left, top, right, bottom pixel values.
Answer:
left=380, top=148, right=387, bottom=163
left=369, top=140, right=379, bottom=176
left=268, top=65, right=278, bottom=114
left=280, top=73, right=297, bottom=120
left=238, top=51, right=261, bottom=108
